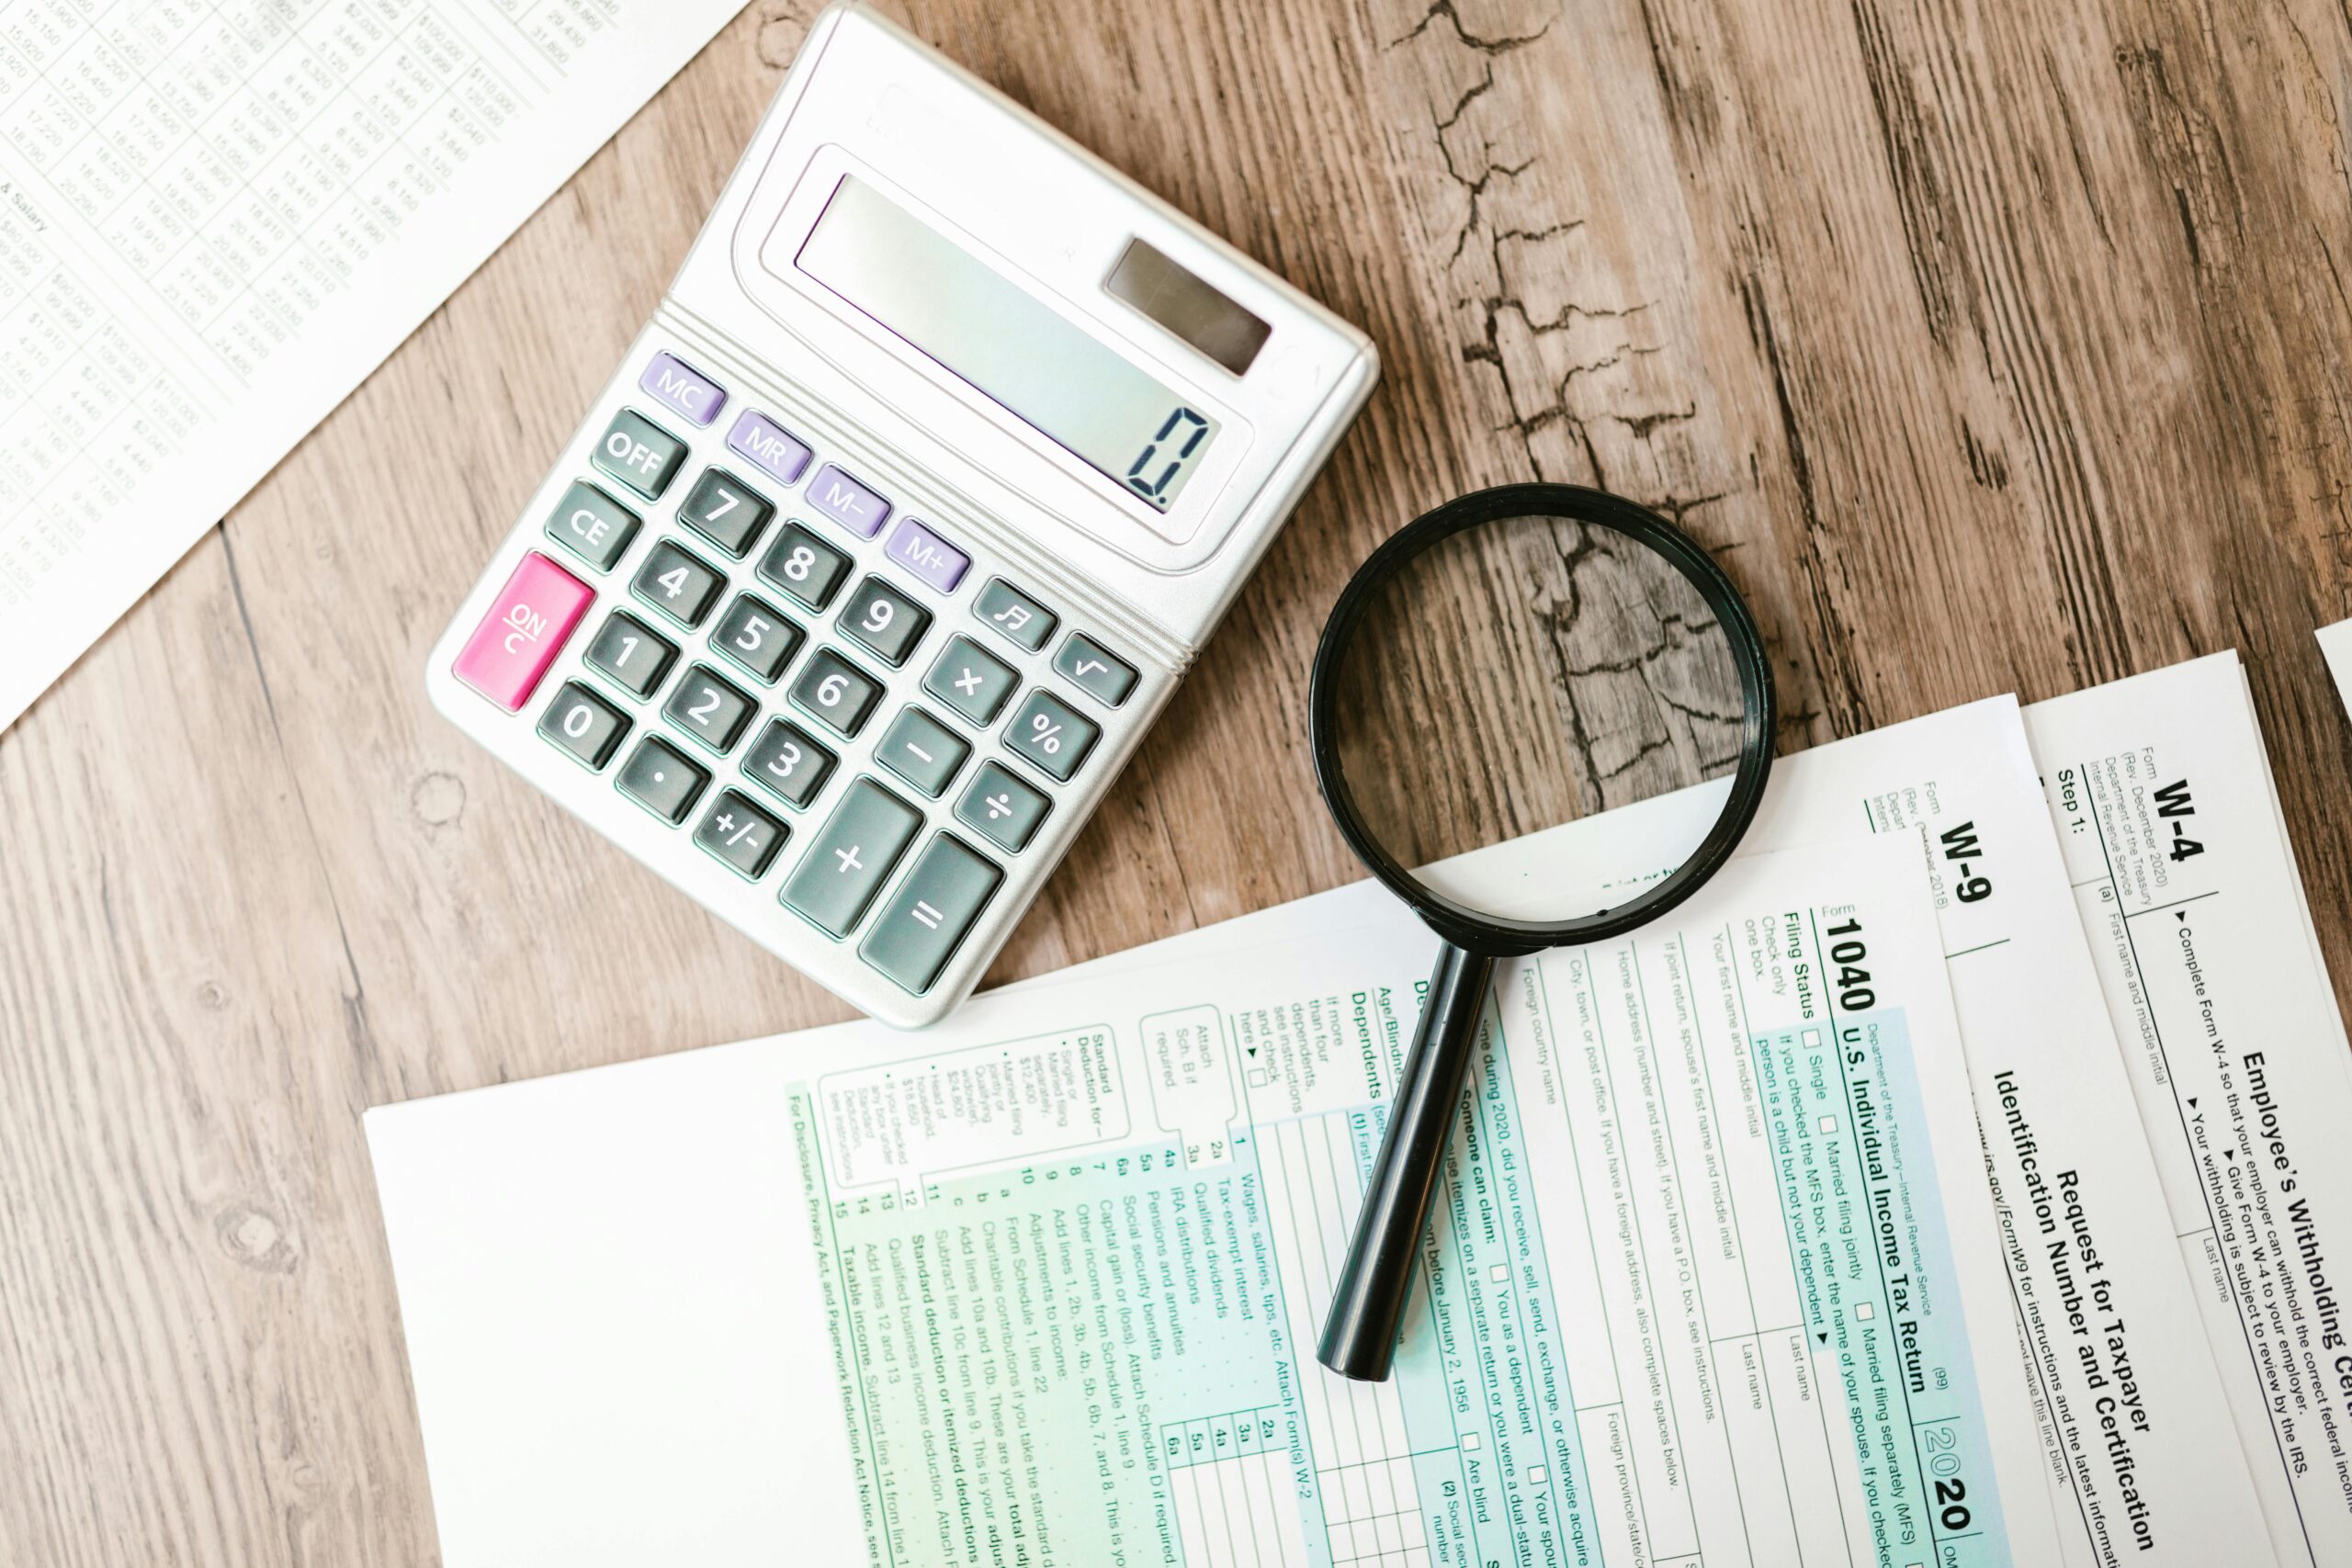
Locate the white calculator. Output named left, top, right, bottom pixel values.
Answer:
left=426, top=4, right=1377, bottom=1027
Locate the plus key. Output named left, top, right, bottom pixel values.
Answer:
left=781, top=779, right=922, bottom=936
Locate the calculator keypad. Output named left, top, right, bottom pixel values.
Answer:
left=456, top=348, right=1166, bottom=1020
left=923, top=635, right=1019, bottom=727
left=594, top=409, right=688, bottom=501
left=617, top=735, right=709, bottom=824
left=678, top=468, right=774, bottom=557
left=584, top=610, right=678, bottom=697
left=791, top=649, right=885, bottom=738
left=783, top=778, right=923, bottom=936
left=839, top=575, right=931, bottom=666
left=744, top=718, right=837, bottom=809
left=632, top=539, right=727, bottom=629
left=757, top=524, right=852, bottom=613
left=662, top=664, right=757, bottom=755
left=711, top=593, right=801, bottom=684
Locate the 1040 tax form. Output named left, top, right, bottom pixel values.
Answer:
left=371, top=834, right=2062, bottom=1568
left=1061, top=694, right=2269, bottom=1568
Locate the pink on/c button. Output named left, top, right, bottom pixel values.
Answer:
left=453, top=552, right=594, bottom=712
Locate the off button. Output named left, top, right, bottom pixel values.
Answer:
left=591, top=409, right=687, bottom=502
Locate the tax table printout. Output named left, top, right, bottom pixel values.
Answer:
left=368, top=835, right=2065, bottom=1568
left=2024, top=653, right=2352, bottom=1568
left=0, top=0, right=749, bottom=733
left=1065, top=697, right=2269, bottom=1568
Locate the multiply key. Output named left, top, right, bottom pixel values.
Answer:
left=923, top=635, right=1018, bottom=726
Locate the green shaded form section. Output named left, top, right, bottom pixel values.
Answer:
left=1750, top=1011, right=2013, bottom=1568
left=790, top=998, right=1606, bottom=1568
left=1358, top=1007, right=1603, bottom=1567
left=792, top=1092, right=1324, bottom=1568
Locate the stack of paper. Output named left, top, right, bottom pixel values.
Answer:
left=367, top=651, right=2352, bottom=1568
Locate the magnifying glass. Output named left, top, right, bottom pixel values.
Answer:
left=1311, top=482, right=1775, bottom=1382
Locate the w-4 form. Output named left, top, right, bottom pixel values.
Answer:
left=2027, top=653, right=2352, bottom=1568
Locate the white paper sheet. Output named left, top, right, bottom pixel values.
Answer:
left=371, top=834, right=2064, bottom=1568
left=2023, top=652, right=2352, bottom=1567
left=1056, top=699, right=2270, bottom=1568
left=2320, top=619, right=2352, bottom=721
left=0, top=0, right=749, bottom=732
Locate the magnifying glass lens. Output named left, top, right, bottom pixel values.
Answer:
left=1327, top=511, right=1751, bottom=924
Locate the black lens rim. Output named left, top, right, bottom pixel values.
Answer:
left=1308, top=482, right=1777, bottom=957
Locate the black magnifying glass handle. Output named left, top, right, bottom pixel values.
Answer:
left=1317, top=941, right=1497, bottom=1382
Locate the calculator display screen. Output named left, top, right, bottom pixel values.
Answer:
left=797, top=176, right=1221, bottom=512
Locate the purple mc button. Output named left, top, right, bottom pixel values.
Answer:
left=885, top=518, right=969, bottom=593
left=639, top=353, right=726, bottom=426
left=727, top=410, right=813, bottom=488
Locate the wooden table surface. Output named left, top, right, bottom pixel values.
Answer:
left=6, top=0, right=2352, bottom=1561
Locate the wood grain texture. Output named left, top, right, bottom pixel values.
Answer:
left=5, top=0, right=2352, bottom=1560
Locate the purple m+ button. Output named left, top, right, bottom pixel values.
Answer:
left=886, top=518, right=969, bottom=592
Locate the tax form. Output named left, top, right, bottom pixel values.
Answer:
left=1067, top=698, right=2268, bottom=1568
left=0, top=0, right=748, bottom=733
left=2023, top=652, right=2352, bottom=1567
left=369, top=835, right=2063, bottom=1568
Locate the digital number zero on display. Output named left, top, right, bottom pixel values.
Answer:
left=797, top=175, right=1222, bottom=512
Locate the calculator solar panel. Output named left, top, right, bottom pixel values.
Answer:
left=426, top=6, right=1375, bottom=1026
